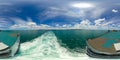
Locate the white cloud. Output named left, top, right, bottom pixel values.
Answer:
left=112, top=9, right=118, bottom=13
left=10, top=23, right=51, bottom=30
left=72, top=3, right=95, bottom=8
left=80, top=19, right=91, bottom=26
left=62, top=24, right=72, bottom=28
left=102, top=21, right=113, bottom=26
left=94, top=18, right=105, bottom=26
left=72, top=20, right=93, bottom=29
left=10, top=18, right=52, bottom=30
left=9, top=18, right=119, bottom=30
left=71, top=18, right=118, bottom=30
left=94, top=18, right=114, bottom=27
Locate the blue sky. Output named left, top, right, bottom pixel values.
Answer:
left=0, top=0, right=120, bottom=30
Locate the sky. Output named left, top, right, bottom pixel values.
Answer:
left=0, top=0, right=120, bottom=30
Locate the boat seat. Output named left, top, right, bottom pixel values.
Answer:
left=0, top=42, right=8, bottom=51
left=114, top=43, right=120, bottom=52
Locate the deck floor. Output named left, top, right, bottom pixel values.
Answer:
left=88, top=38, right=117, bottom=54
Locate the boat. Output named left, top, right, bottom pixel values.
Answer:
left=0, top=32, right=20, bottom=58
left=86, top=30, right=120, bottom=58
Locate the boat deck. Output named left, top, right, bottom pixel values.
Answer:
left=87, top=31, right=120, bottom=55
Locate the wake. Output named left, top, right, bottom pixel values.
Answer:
left=14, top=31, right=86, bottom=60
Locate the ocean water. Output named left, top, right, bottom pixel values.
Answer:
left=1, top=30, right=113, bottom=60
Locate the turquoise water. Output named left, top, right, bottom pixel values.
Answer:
left=0, top=32, right=17, bottom=46
left=1, top=30, right=109, bottom=60
left=53, top=30, right=108, bottom=50
left=101, top=31, right=120, bottom=39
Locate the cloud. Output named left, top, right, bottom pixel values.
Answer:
left=0, top=18, right=13, bottom=29
left=112, top=9, right=118, bottom=13
left=94, top=18, right=105, bottom=26
left=10, top=18, right=52, bottom=30
left=0, top=1, right=119, bottom=30
left=9, top=18, right=120, bottom=30
left=40, top=5, right=106, bottom=21
left=10, top=23, right=51, bottom=30
left=94, top=19, right=114, bottom=29
left=71, top=3, right=95, bottom=8
left=71, top=18, right=118, bottom=30
left=102, top=21, right=113, bottom=26
left=80, top=19, right=91, bottom=25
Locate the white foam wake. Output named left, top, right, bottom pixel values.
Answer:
left=13, top=31, right=85, bottom=60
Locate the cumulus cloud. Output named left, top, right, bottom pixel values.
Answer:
left=53, top=18, right=116, bottom=30
left=112, top=9, right=118, bottom=13
left=9, top=17, right=119, bottom=30
left=94, top=18, right=114, bottom=27
left=11, top=23, right=51, bottom=30
left=71, top=18, right=119, bottom=30
left=94, top=18, right=105, bottom=26
left=10, top=18, right=52, bottom=30
left=80, top=19, right=91, bottom=25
